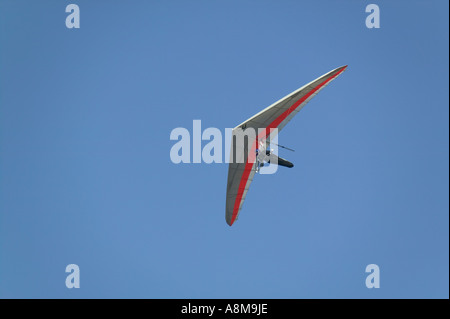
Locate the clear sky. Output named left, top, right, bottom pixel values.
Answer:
left=0, top=0, right=448, bottom=298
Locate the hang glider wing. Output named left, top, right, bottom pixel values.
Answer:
left=225, top=65, right=348, bottom=226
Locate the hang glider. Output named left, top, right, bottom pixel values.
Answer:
left=225, top=65, right=348, bottom=226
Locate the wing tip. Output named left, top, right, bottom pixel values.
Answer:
left=331, top=65, right=348, bottom=78
left=226, top=216, right=235, bottom=226
left=225, top=213, right=233, bottom=226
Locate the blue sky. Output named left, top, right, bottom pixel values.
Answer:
left=0, top=1, right=448, bottom=298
